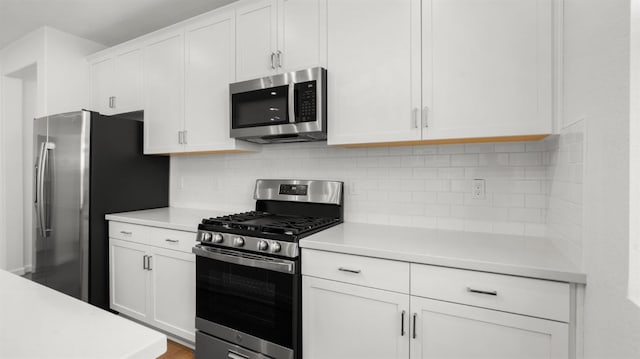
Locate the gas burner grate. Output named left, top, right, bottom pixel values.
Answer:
left=201, top=211, right=340, bottom=238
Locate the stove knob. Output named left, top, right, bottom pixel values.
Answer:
left=233, top=237, right=245, bottom=247
left=270, top=242, right=282, bottom=253
left=213, top=233, right=224, bottom=243
left=258, top=240, right=269, bottom=251
left=201, top=232, right=212, bottom=242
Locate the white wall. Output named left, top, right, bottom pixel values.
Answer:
left=0, top=27, right=104, bottom=272
left=563, top=0, right=640, bottom=357
left=22, top=68, right=36, bottom=271
left=547, top=120, right=585, bottom=268
left=630, top=0, right=640, bottom=307
left=43, top=27, right=104, bottom=114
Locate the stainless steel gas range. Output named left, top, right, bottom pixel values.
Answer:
left=192, top=179, right=344, bottom=359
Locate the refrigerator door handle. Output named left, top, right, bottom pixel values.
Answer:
left=38, top=142, right=55, bottom=238
left=35, top=142, right=46, bottom=238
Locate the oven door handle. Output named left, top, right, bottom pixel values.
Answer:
left=193, top=245, right=296, bottom=274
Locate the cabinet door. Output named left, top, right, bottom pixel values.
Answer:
left=113, top=48, right=143, bottom=114
left=422, top=0, right=553, bottom=140
left=326, top=0, right=421, bottom=145
left=184, top=11, right=238, bottom=152
left=236, top=0, right=277, bottom=81
left=148, top=247, right=196, bottom=342
left=277, top=0, right=327, bottom=72
left=410, top=296, right=569, bottom=359
left=303, top=276, right=410, bottom=359
left=109, top=238, right=148, bottom=320
left=143, top=30, right=185, bottom=154
left=90, top=58, right=114, bottom=115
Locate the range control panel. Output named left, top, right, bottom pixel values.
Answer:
left=279, top=184, right=308, bottom=196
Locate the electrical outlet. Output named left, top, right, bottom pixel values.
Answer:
left=471, top=179, right=485, bottom=200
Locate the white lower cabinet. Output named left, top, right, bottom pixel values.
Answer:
left=303, top=277, right=410, bottom=359
left=410, top=296, right=568, bottom=359
left=148, top=247, right=196, bottom=341
left=110, top=239, right=148, bottom=319
left=302, top=249, right=572, bottom=359
left=109, top=223, right=196, bottom=343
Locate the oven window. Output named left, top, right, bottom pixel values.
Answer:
left=232, top=85, right=289, bottom=128
left=196, top=256, right=296, bottom=349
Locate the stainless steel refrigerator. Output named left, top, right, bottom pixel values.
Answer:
left=32, top=110, right=169, bottom=309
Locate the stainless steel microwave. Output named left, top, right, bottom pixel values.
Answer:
left=229, top=67, right=327, bottom=144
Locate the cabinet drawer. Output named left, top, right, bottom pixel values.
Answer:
left=146, top=226, right=197, bottom=253
left=109, top=221, right=196, bottom=253
left=302, top=249, right=410, bottom=293
left=410, top=264, right=570, bottom=322
left=109, top=222, right=150, bottom=243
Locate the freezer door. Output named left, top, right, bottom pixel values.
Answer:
left=32, top=111, right=90, bottom=301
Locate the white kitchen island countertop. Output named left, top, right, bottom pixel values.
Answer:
left=0, top=270, right=166, bottom=359
left=106, top=207, right=229, bottom=232
left=300, top=222, right=586, bottom=284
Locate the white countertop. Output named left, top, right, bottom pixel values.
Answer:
left=106, top=207, right=585, bottom=283
left=0, top=270, right=166, bottom=359
left=299, top=222, right=586, bottom=284
left=106, top=207, right=228, bottom=232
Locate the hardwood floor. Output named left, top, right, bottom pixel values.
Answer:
left=159, top=339, right=194, bottom=359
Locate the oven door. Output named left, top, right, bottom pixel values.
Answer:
left=193, top=245, right=299, bottom=358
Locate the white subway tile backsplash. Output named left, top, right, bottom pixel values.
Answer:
left=509, top=152, right=542, bottom=166
left=401, top=156, right=425, bottom=167
left=424, top=204, right=451, bottom=217
left=170, top=129, right=583, bottom=240
left=413, top=168, right=439, bottom=179
left=424, top=155, right=451, bottom=167
left=389, top=146, right=414, bottom=156
left=424, top=179, right=451, bottom=192
left=437, top=192, right=465, bottom=205
left=438, top=168, right=465, bottom=179
left=451, top=154, right=479, bottom=167
left=508, top=208, right=543, bottom=223
left=438, top=144, right=466, bottom=154
left=465, top=143, right=495, bottom=153
left=478, top=153, right=510, bottom=166
left=495, top=142, right=526, bottom=153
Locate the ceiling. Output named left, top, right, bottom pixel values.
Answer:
left=0, top=0, right=236, bottom=50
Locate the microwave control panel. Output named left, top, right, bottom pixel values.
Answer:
left=295, top=81, right=317, bottom=123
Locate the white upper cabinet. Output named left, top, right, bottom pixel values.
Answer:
left=89, top=58, right=113, bottom=114
left=326, top=0, right=422, bottom=145
left=328, top=0, right=554, bottom=146
left=236, top=0, right=278, bottom=81
left=89, top=48, right=142, bottom=115
left=422, top=0, right=553, bottom=140
left=142, top=29, right=185, bottom=154
left=277, top=0, right=327, bottom=73
left=184, top=10, right=256, bottom=153
left=236, top=0, right=327, bottom=81
left=113, top=49, right=143, bottom=114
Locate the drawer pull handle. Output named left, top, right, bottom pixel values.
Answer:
left=120, top=231, right=132, bottom=235
left=467, top=287, right=498, bottom=296
left=338, top=267, right=361, bottom=274
left=401, top=310, right=406, bottom=336
left=165, top=239, right=179, bottom=243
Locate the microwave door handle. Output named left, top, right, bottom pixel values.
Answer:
left=288, top=82, right=296, bottom=124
